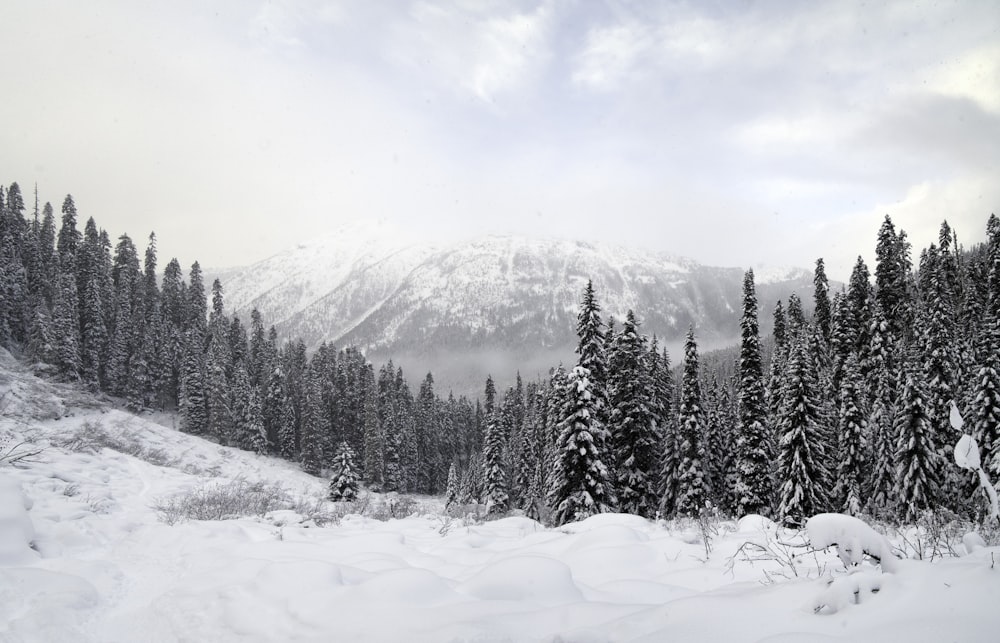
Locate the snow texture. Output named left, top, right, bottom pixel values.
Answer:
left=1, top=353, right=999, bottom=641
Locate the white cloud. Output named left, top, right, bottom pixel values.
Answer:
left=388, top=0, right=557, bottom=104
left=923, top=44, right=1000, bottom=114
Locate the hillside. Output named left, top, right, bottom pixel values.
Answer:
left=1, top=350, right=997, bottom=641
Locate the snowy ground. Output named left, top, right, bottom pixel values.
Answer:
left=2, top=351, right=999, bottom=642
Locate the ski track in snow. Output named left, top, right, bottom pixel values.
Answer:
left=2, top=358, right=999, bottom=642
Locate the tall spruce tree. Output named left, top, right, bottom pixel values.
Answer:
left=734, top=270, right=774, bottom=517
left=674, top=327, right=708, bottom=516
left=775, top=333, right=829, bottom=525
left=834, top=353, right=867, bottom=516
left=549, top=365, right=616, bottom=525
left=608, top=310, right=659, bottom=517
left=894, top=351, right=943, bottom=522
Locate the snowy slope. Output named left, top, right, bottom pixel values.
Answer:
left=2, top=353, right=998, bottom=642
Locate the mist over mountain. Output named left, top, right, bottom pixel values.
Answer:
left=212, top=222, right=815, bottom=395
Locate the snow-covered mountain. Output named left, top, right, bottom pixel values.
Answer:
left=211, top=222, right=814, bottom=393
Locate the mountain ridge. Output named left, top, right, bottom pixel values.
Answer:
left=209, top=223, right=815, bottom=395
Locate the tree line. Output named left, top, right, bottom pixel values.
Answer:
left=2, top=180, right=998, bottom=526
left=0, top=182, right=482, bottom=494
left=458, top=214, right=1000, bottom=527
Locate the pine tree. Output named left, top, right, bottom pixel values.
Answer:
left=178, top=328, right=208, bottom=435
left=548, top=365, right=616, bottom=525
left=608, top=310, right=659, bottom=517
left=575, top=280, right=609, bottom=427
left=445, top=461, right=459, bottom=509
left=865, top=304, right=897, bottom=517
left=894, top=352, right=943, bottom=523
left=972, top=319, right=1000, bottom=481
left=328, top=442, right=360, bottom=501
left=734, top=270, right=774, bottom=517
left=300, top=365, right=327, bottom=476
left=875, top=215, right=913, bottom=340
left=482, top=409, right=509, bottom=515
left=834, top=353, right=867, bottom=516
left=775, top=334, right=829, bottom=525
left=674, top=328, right=708, bottom=516
left=847, top=256, right=873, bottom=366
left=361, top=364, right=384, bottom=489
left=813, top=258, right=832, bottom=341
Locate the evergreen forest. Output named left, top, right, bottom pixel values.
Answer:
left=2, top=180, right=998, bottom=528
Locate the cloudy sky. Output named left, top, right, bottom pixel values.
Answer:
left=2, top=0, right=998, bottom=280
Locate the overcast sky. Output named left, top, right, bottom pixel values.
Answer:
left=2, top=0, right=998, bottom=280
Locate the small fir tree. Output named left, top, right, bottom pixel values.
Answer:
left=328, top=442, right=360, bottom=501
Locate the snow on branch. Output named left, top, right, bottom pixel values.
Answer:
left=805, top=513, right=900, bottom=573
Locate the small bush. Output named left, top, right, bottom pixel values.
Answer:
left=152, top=478, right=290, bottom=525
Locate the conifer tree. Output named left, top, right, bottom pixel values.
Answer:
left=735, top=270, right=774, bottom=517
left=179, top=328, right=208, bottom=435
left=865, top=304, right=898, bottom=517
left=875, top=215, right=913, bottom=340
left=776, top=333, right=829, bottom=525
left=575, top=280, right=609, bottom=427
left=361, top=364, right=384, bottom=488
left=834, top=353, right=867, bottom=515
left=972, top=319, right=1000, bottom=481
left=328, top=442, right=360, bottom=501
left=549, top=365, right=616, bottom=525
left=445, top=461, right=459, bottom=509
left=300, top=365, right=327, bottom=476
left=51, top=267, right=82, bottom=378
left=894, top=352, right=943, bottom=522
left=813, top=258, right=832, bottom=341
left=482, top=409, right=509, bottom=515
left=674, top=327, right=708, bottom=516
left=608, top=310, right=659, bottom=517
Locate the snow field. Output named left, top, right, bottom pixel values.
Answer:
left=2, top=360, right=1000, bottom=641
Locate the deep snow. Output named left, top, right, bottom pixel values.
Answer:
left=1, top=352, right=998, bottom=642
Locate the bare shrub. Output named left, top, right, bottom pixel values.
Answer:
left=152, top=478, right=290, bottom=525
left=726, top=527, right=828, bottom=584
left=0, top=432, right=46, bottom=467
left=55, top=420, right=178, bottom=467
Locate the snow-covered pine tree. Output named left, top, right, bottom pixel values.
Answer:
left=864, top=304, right=897, bottom=518
left=894, top=350, right=943, bottom=523
left=178, top=328, right=208, bottom=435
left=674, top=327, right=708, bottom=517
left=77, top=219, right=108, bottom=389
left=445, top=461, right=459, bottom=509
left=548, top=365, right=616, bottom=525
left=846, top=256, right=873, bottom=373
left=328, top=442, right=360, bottom=501
left=575, top=280, right=609, bottom=433
left=300, top=364, right=327, bottom=476
left=51, top=267, right=81, bottom=379
left=361, top=363, right=384, bottom=489
left=834, top=352, right=867, bottom=516
left=972, top=317, right=1000, bottom=481
left=609, top=310, right=659, bottom=517
left=875, top=215, right=913, bottom=341
left=813, top=258, right=832, bottom=342
left=775, top=332, right=829, bottom=525
left=482, top=409, right=508, bottom=515
left=734, top=269, right=774, bottom=517
left=917, top=245, right=962, bottom=510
